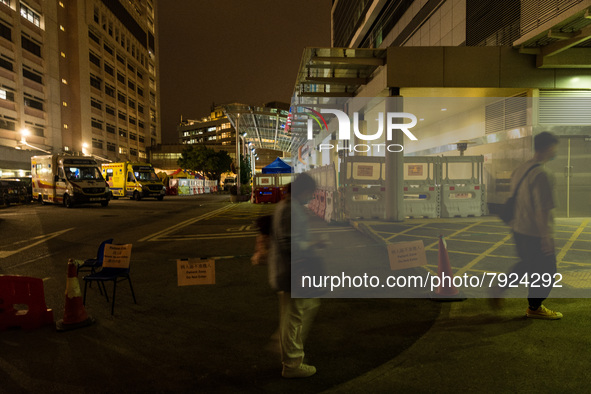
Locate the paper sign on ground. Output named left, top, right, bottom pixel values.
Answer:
left=177, top=258, right=215, bottom=286
left=102, top=244, right=132, bottom=268
left=387, top=240, right=427, bottom=270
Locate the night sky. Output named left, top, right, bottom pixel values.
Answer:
left=156, top=0, right=332, bottom=144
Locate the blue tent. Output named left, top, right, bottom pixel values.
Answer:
left=261, top=157, right=292, bottom=174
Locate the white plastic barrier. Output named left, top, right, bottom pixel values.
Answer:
left=189, top=179, right=198, bottom=195
left=440, top=184, right=485, bottom=218
left=339, top=157, right=386, bottom=220
left=404, top=158, right=440, bottom=218
left=404, top=185, right=440, bottom=218
left=439, top=156, right=486, bottom=218
left=307, top=163, right=338, bottom=222
left=343, top=185, right=385, bottom=219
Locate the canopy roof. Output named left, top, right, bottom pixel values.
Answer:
left=261, top=157, right=292, bottom=174
left=223, top=104, right=291, bottom=153
left=170, top=168, right=204, bottom=179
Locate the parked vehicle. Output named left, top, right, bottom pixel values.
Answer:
left=0, top=180, right=25, bottom=206
left=223, top=177, right=236, bottom=191
left=101, top=162, right=165, bottom=201
left=31, top=155, right=110, bottom=208
left=5, top=177, right=33, bottom=203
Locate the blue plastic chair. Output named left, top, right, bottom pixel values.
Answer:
left=82, top=248, right=137, bottom=315
left=77, top=239, right=114, bottom=276
left=77, top=239, right=113, bottom=296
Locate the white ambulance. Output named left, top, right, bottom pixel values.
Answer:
left=101, top=162, right=165, bottom=201
left=31, top=155, right=110, bottom=208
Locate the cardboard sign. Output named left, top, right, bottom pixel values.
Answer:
left=177, top=258, right=215, bottom=286
left=102, top=244, right=132, bottom=268
left=387, top=240, right=427, bottom=271
left=356, top=165, right=374, bottom=177
left=407, top=164, right=424, bottom=176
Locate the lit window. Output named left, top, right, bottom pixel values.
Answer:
left=61, top=52, right=66, bottom=58
left=63, top=124, right=68, bottom=129
left=59, top=2, right=64, bottom=7
left=20, top=3, right=41, bottom=27
left=60, top=25, right=65, bottom=31
left=62, top=101, right=67, bottom=107
left=61, top=78, right=67, bottom=84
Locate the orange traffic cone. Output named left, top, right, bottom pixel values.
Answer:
left=56, top=259, right=95, bottom=331
left=431, top=236, right=465, bottom=302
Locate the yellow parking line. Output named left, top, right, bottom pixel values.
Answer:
left=419, top=225, right=510, bottom=235
left=424, top=221, right=486, bottom=249
left=561, top=260, right=591, bottom=267
left=455, top=233, right=514, bottom=276
left=425, top=264, right=504, bottom=275
left=557, top=219, right=590, bottom=267
left=446, top=238, right=499, bottom=245
left=385, top=223, right=428, bottom=242
left=568, top=247, right=591, bottom=253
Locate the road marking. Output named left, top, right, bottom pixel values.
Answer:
left=423, top=221, right=486, bottom=250
left=455, top=233, right=513, bottom=276
left=385, top=223, right=428, bottom=242
left=163, top=232, right=259, bottom=241
left=557, top=219, right=590, bottom=267
left=152, top=227, right=357, bottom=242
left=138, top=204, right=236, bottom=242
left=0, top=228, right=74, bottom=259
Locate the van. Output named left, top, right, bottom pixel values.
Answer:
left=31, top=155, right=110, bottom=208
left=223, top=177, right=236, bottom=191
left=102, top=162, right=165, bottom=201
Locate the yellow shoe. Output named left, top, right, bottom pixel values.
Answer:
left=526, top=305, right=563, bottom=320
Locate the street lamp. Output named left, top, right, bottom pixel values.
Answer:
left=235, top=114, right=241, bottom=195
left=18, top=127, right=51, bottom=154
left=20, top=128, right=30, bottom=143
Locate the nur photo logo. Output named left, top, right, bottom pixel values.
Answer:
left=303, top=107, right=419, bottom=153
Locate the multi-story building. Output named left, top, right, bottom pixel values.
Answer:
left=155, top=103, right=287, bottom=173
left=178, top=105, right=235, bottom=148
left=0, top=0, right=161, bottom=178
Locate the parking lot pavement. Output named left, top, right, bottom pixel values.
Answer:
left=0, top=200, right=442, bottom=393
left=320, top=215, right=591, bottom=393
left=351, top=217, right=591, bottom=298
left=3, top=199, right=590, bottom=393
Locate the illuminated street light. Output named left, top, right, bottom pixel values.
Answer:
left=17, top=127, right=51, bottom=154
left=20, top=128, right=30, bottom=143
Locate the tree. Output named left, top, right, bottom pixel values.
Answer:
left=240, top=154, right=251, bottom=185
left=177, top=145, right=232, bottom=181
left=230, top=154, right=252, bottom=185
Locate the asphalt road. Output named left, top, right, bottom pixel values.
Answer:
left=0, top=195, right=441, bottom=393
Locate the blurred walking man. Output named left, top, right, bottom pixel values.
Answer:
left=268, top=173, right=321, bottom=378
left=500, top=131, right=562, bottom=319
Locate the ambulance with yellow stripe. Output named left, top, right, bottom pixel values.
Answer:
left=101, top=162, right=165, bottom=201
left=31, top=155, right=110, bottom=208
